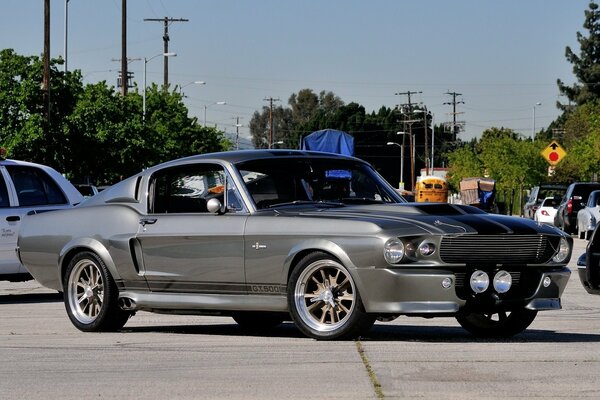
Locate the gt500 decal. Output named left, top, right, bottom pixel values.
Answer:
left=250, top=284, right=286, bottom=294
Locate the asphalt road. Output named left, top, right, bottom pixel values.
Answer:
left=1, top=238, right=598, bottom=399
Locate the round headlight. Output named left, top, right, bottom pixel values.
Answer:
left=493, top=270, right=512, bottom=294
left=418, top=242, right=436, bottom=256
left=552, top=237, right=570, bottom=263
left=470, top=270, right=489, bottom=294
left=384, top=238, right=405, bottom=264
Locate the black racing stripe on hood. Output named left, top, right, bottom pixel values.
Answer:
left=446, top=214, right=542, bottom=235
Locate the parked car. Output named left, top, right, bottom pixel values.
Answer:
left=576, top=190, right=600, bottom=240
left=74, top=184, right=99, bottom=198
left=523, top=183, right=567, bottom=219
left=0, top=158, right=83, bottom=281
left=534, top=197, right=559, bottom=225
left=578, top=225, right=600, bottom=295
left=17, top=150, right=572, bottom=340
left=555, top=182, right=600, bottom=234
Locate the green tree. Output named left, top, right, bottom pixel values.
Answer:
left=446, top=143, right=482, bottom=191
left=447, top=128, right=548, bottom=213
left=0, top=49, right=229, bottom=185
left=557, top=1, right=600, bottom=109
left=249, top=105, right=294, bottom=149
left=68, top=82, right=229, bottom=184
left=552, top=100, right=600, bottom=181
left=0, top=48, right=82, bottom=171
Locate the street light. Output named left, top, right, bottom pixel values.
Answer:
left=204, top=101, right=227, bottom=127
left=179, top=80, right=206, bottom=95
left=64, top=0, right=69, bottom=72
left=388, top=131, right=410, bottom=190
left=234, top=122, right=243, bottom=150
left=532, top=102, right=542, bottom=139
left=143, top=52, right=176, bottom=121
left=271, top=140, right=284, bottom=148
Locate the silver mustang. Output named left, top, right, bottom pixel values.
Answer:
left=17, top=150, right=572, bottom=340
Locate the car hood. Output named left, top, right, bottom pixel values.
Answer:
left=269, top=203, right=562, bottom=236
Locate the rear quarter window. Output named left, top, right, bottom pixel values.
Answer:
left=5, top=165, right=67, bottom=206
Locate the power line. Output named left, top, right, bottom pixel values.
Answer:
left=444, top=91, right=465, bottom=142
left=143, top=17, right=189, bottom=88
left=263, top=97, right=280, bottom=148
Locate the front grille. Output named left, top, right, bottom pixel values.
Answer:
left=440, top=234, right=559, bottom=264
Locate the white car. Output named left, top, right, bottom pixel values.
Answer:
left=577, top=190, right=600, bottom=240
left=0, top=158, right=83, bottom=281
left=534, top=197, right=559, bottom=225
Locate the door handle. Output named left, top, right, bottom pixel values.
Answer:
left=6, top=216, right=20, bottom=222
left=139, top=217, right=157, bottom=226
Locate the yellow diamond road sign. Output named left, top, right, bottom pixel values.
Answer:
left=541, top=140, right=566, bottom=166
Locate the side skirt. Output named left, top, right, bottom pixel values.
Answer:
left=118, top=291, right=288, bottom=313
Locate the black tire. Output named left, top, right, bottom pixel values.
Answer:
left=578, top=225, right=585, bottom=239
left=63, top=251, right=131, bottom=332
left=287, top=252, right=375, bottom=340
left=456, top=308, right=538, bottom=338
left=232, top=312, right=287, bottom=331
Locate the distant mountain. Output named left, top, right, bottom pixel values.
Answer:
left=225, top=133, right=254, bottom=150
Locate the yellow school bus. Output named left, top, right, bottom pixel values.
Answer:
left=415, top=176, right=448, bottom=203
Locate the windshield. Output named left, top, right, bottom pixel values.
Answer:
left=236, top=157, right=405, bottom=209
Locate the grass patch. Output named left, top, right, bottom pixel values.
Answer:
left=355, top=339, right=384, bottom=399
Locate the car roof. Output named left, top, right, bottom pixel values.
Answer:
left=148, top=149, right=365, bottom=172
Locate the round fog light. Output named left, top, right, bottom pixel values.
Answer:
left=470, top=270, right=489, bottom=294
left=543, top=276, right=552, bottom=288
left=493, top=270, right=512, bottom=294
left=441, top=277, right=453, bottom=289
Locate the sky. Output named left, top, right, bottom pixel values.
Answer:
left=0, top=0, right=591, bottom=143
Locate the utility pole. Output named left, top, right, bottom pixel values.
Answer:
left=263, top=97, right=280, bottom=148
left=395, top=91, right=422, bottom=190
left=234, top=116, right=243, bottom=150
left=121, top=0, right=127, bottom=96
left=144, top=17, right=189, bottom=88
left=444, top=91, right=465, bottom=142
left=395, top=91, right=421, bottom=111
left=43, top=0, right=51, bottom=143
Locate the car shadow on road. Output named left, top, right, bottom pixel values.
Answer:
left=0, top=292, right=62, bottom=304
left=124, top=321, right=600, bottom=343
left=362, top=323, right=600, bottom=343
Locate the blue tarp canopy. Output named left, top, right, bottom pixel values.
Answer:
left=300, top=129, right=354, bottom=156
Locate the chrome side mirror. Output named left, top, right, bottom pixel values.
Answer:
left=207, top=198, right=223, bottom=214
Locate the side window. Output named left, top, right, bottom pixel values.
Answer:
left=6, top=166, right=67, bottom=207
left=149, top=164, right=244, bottom=214
left=0, top=173, right=10, bottom=207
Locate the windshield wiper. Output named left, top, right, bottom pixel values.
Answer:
left=339, top=197, right=386, bottom=204
left=267, top=200, right=345, bottom=208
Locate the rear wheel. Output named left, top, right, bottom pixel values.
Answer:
left=287, top=252, right=375, bottom=340
left=456, top=308, right=537, bottom=338
left=64, top=252, right=131, bottom=332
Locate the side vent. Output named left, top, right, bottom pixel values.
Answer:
left=129, top=238, right=143, bottom=274
left=134, top=176, right=142, bottom=201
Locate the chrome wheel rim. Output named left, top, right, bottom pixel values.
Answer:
left=294, top=259, right=356, bottom=332
left=68, top=259, right=105, bottom=324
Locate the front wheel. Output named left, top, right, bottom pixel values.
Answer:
left=64, top=252, right=131, bottom=332
left=287, top=252, right=375, bottom=340
left=456, top=308, right=538, bottom=338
